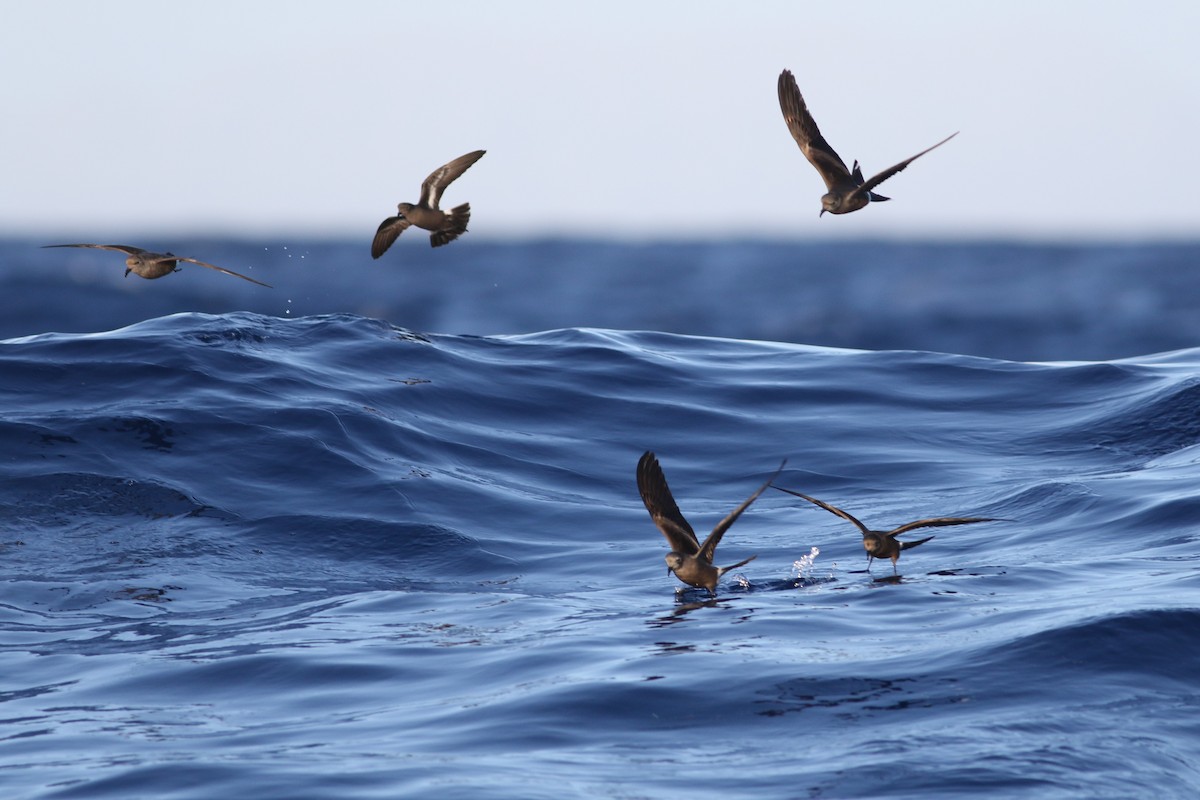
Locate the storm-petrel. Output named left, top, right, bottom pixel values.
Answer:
left=42, top=243, right=271, bottom=287
left=777, top=69, right=957, bottom=217
left=637, top=451, right=785, bottom=595
left=772, top=486, right=995, bottom=573
left=371, top=149, right=486, bottom=257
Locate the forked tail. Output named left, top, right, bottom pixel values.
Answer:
left=430, top=203, right=472, bottom=247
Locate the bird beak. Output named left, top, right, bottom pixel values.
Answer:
left=819, top=209, right=826, bottom=218
left=665, top=566, right=673, bottom=576
left=123, top=268, right=131, bottom=278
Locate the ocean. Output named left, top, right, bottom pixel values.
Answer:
left=2, top=238, right=1199, bottom=798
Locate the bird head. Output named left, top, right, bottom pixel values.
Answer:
left=664, top=552, right=686, bottom=575
left=396, top=202, right=415, bottom=219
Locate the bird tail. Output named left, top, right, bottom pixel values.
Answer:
left=851, top=162, right=890, bottom=201
left=430, top=203, right=471, bottom=248
left=899, top=536, right=934, bottom=551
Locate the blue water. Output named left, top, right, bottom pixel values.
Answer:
left=2, top=239, right=1200, bottom=798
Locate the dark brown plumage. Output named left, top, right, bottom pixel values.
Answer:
left=777, top=69, right=957, bottom=216
left=372, top=150, right=485, bottom=257
left=637, top=451, right=785, bottom=595
left=773, top=486, right=996, bottom=573
left=42, top=243, right=271, bottom=287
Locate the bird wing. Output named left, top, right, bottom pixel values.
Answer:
left=777, top=70, right=852, bottom=191
left=420, top=149, right=486, bottom=209
left=715, top=553, right=757, bottom=575
left=696, top=459, right=786, bottom=564
left=637, top=451, right=701, bottom=555
left=371, top=216, right=413, bottom=259
left=857, top=132, right=959, bottom=195
left=174, top=257, right=272, bottom=288
left=771, top=486, right=871, bottom=535
left=898, top=535, right=935, bottom=551
left=887, top=515, right=995, bottom=538
left=43, top=243, right=147, bottom=256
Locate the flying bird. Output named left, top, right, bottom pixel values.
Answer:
left=372, top=149, right=486, bottom=257
left=637, top=451, right=785, bottom=595
left=42, top=244, right=271, bottom=287
left=777, top=69, right=957, bottom=217
left=773, top=486, right=995, bottom=574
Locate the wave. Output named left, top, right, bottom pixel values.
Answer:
left=3, top=311, right=1200, bottom=798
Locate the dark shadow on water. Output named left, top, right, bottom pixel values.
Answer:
left=755, top=675, right=969, bottom=718
left=645, top=574, right=839, bottom=626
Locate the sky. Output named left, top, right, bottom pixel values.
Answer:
left=3, top=1, right=1198, bottom=241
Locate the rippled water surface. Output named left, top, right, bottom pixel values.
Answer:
left=2, top=239, right=1199, bottom=798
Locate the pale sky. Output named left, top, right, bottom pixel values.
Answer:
left=3, top=1, right=1197, bottom=241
